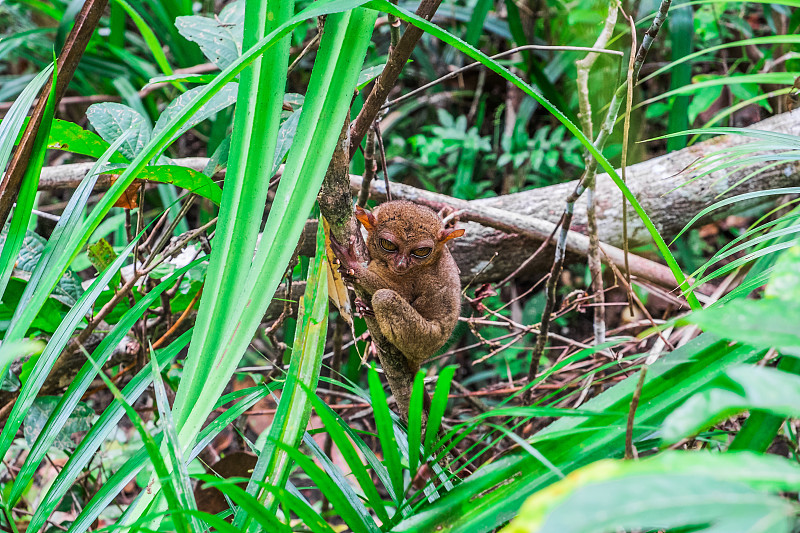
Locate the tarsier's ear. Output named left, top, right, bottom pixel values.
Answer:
left=439, top=227, right=465, bottom=243
left=355, top=206, right=376, bottom=231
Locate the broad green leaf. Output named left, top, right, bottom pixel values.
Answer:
left=686, top=299, right=800, bottom=356
left=271, top=108, right=301, bottom=174
left=663, top=365, right=800, bottom=443
left=152, top=82, right=238, bottom=143
left=47, top=119, right=129, bottom=162
left=503, top=452, right=797, bottom=533
left=175, top=0, right=244, bottom=69
left=765, top=245, right=800, bottom=302
left=356, top=63, right=386, bottom=90
left=23, top=396, right=92, bottom=451
left=86, top=102, right=152, bottom=161
left=136, top=165, right=223, bottom=204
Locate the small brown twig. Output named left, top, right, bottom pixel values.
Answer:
left=357, top=127, right=378, bottom=207
left=152, top=286, right=203, bottom=349
left=625, top=366, right=648, bottom=460
left=382, top=44, right=624, bottom=111
left=373, top=122, right=393, bottom=201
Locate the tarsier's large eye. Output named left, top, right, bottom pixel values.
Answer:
left=379, top=238, right=398, bottom=252
left=411, top=247, right=432, bottom=258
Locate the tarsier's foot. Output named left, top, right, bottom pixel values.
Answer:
left=437, top=205, right=459, bottom=227
left=354, top=296, right=375, bottom=317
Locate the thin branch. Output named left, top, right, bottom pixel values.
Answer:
left=625, top=367, right=648, bottom=460
left=383, top=44, right=624, bottom=111
left=349, top=0, right=443, bottom=157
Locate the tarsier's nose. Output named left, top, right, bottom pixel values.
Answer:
left=395, top=255, right=409, bottom=272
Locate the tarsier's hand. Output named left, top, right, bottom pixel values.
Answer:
left=329, top=233, right=365, bottom=283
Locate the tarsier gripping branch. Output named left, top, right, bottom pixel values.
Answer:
left=330, top=200, right=465, bottom=372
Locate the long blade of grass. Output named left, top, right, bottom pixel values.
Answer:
left=0, top=63, right=54, bottom=304
left=310, top=393, right=391, bottom=523
left=407, top=371, right=426, bottom=482
left=673, top=187, right=800, bottom=242
left=7, top=258, right=203, bottom=507
left=423, top=365, right=456, bottom=459
left=234, top=223, right=329, bottom=527
left=70, top=382, right=272, bottom=532
left=83, top=353, right=191, bottom=533
left=302, top=433, right=381, bottom=533
left=192, top=474, right=291, bottom=532
left=149, top=345, right=203, bottom=531
left=111, top=0, right=186, bottom=91
left=368, top=366, right=404, bottom=504
left=27, top=330, right=192, bottom=533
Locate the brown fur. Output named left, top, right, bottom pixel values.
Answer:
left=333, top=200, right=464, bottom=370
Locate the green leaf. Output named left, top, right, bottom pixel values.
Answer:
left=368, top=366, right=404, bottom=504
left=686, top=299, right=800, bottom=356
left=356, top=63, right=386, bottom=90
left=136, top=165, right=223, bottom=204
left=152, top=82, right=238, bottom=144
left=86, top=238, right=121, bottom=288
left=503, top=452, right=797, bottom=533
left=663, top=365, right=800, bottom=443
left=765, top=245, right=800, bottom=302
left=175, top=1, right=244, bottom=69
left=86, top=102, right=152, bottom=161
left=0, top=62, right=56, bottom=318
left=47, top=119, right=129, bottom=162
left=23, top=396, right=92, bottom=451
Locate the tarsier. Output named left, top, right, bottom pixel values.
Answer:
left=330, top=200, right=465, bottom=371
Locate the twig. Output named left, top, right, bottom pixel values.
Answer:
left=620, top=11, right=638, bottom=309
left=625, top=367, right=648, bottom=460
left=373, top=122, right=393, bottom=201
left=287, top=31, right=322, bottom=75
left=357, top=127, right=378, bottom=207
left=152, top=286, right=203, bottom=349
left=525, top=0, right=671, bottom=402
left=382, top=44, right=624, bottom=110
left=349, top=0, right=443, bottom=156
left=576, top=1, right=619, bottom=347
